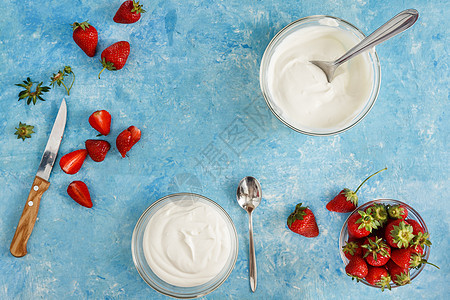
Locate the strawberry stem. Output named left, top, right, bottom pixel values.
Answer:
left=422, top=259, right=440, bottom=269
left=354, top=167, right=387, bottom=193
left=98, top=67, right=106, bottom=79
left=68, top=71, right=75, bottom=94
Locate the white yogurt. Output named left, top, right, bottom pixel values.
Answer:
left=266, top=22, right=374, bottom=131
left=142, top=200, right=232, bottom=287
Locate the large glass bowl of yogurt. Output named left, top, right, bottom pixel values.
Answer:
left=132, top=193, right=238, bottom=299
left=260, top=15, right=381, bottom=135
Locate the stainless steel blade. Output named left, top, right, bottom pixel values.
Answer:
left=36, top=99, right=67, bottom=181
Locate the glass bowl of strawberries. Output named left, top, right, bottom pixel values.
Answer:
left=339, top=199, right=437, bottom=290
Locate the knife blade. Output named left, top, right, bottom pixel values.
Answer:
left=10, top=99, right=67, bottom=257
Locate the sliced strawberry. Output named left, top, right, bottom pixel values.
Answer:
left=67, top=181, right=92, bottom=208
left=59, top=149, right=88, bottom=174
left=365, top=266, right=391, bottom=291
left=85, top=139, right=111, bottom=162
left=89, top=110, right=111, bottom=136
left=116, top=126, right=141, bottom=158
left=345, top=256, right=368, bottom=281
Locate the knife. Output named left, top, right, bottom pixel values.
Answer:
left=10, top=99, right=67, bottom=257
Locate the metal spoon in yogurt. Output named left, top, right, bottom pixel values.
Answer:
left=311, top=9, right=419, bottom=83
left=236, top=176, right=262, bottom=292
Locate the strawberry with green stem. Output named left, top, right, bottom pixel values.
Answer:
left=287, top=203, right=319, bottom=238
left=113, top=0, right=146, bottom=24
left=343, top=240, right=363, bottom=260
left=14, top=122, right=34, bottom=141
left=347, top=208, right=381, bottom=238
left=365, top=266, right=391, bottom=291
left=98, top=41, right=130, bottom=79
left=362, top=236, right=391, bottom=267
left=50, top=66, right=75, bottom=95
left=386, top=260, right=410, bottom=286
left=72, top=21, right=98, bottom=57
left=387, top=204, right=408, bottom=219
left=385, top=219, right=414, bottom=248
left=390, top=248, right=439, bottom=270
left=345, top=256, right=368, bottom=281
left=16, top=77, right=51, bottom=105
left=326, top=167, right=387, bottom=213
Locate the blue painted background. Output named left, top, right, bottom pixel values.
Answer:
left=0, top=0, right=448, bottom=299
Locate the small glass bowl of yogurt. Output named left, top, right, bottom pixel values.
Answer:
left=260, top=15, right=381, bottom=136
left=131, top=193, right=238, bottom=299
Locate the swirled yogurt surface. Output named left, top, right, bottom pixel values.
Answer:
left=267, top=21, right=374, bottom=131
left=142, top=199, right=232, bottom=287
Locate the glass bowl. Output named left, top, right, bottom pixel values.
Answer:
left=260, top=15, right=381, bottom=136
left=339, top=199, right=430, bottom=288
left=131, top=193, right=239, bottom=299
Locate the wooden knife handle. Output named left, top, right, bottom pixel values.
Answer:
left=10, top=176, right=50, bottom=257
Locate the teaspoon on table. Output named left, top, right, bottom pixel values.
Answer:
left=310, top=9, right=419, bottom=83
left=236, top=176, right=262, bottom=292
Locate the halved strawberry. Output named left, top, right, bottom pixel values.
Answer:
left=67, top=181, right=92, bottom=208
left=85, top=139, right=111, bottom=162
left=365, top=266, right=391, bottom=291
left=362, top=237, right=391, bottom=267
left=385, top=219, right=414, bottom=248
left=89, top=110, right=111, bottom=136
left=59, top=149, right=88, bottom=174
left=116, top=126, right=141, bottom=157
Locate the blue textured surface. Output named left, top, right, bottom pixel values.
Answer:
left=0, top=0, right=448, bottom=299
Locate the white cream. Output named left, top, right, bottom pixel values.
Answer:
left=142, top=200, right=232, bottom=287
left=267, top=24, right=374, bottom=131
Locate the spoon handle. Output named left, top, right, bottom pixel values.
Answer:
left=248, top=212, right=257, bottom=292
left=334, top=9, right=419, bottom=66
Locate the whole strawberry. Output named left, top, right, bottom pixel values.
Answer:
left=391, top=248, right=439, bottom=269
left=98, top=41, right=131, bottom=79
left=345, top=256, right=368, bottom=281
left=113, top=0, right=146, bottom=24
left=365, top=266, right=391, bottom=291
left=72, top=21, right=98, bottom=57
left=326, top=167, right=387, bottom=213
left=386, top=260, right=410, bottom=286
left=347, top=208, right=380, bottom=238
left=85, top=140, right=111, bottom=162
left=362, top=237, right=391, bottom=267
left=365, top=203, right=388, bottom=226
left=385, top=219, right=414, bottom=248
left=387, top=204, right=408, bottom=219
left=287, top=203, right=319, bottom=238
left=342, top=240, right=363, bottom=260
left=116, top=126, right=141, bottom=157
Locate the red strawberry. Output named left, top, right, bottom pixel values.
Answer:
left=116, top=126, right=141, bottom=157
left=85, top=140, right=111, bottom=162
left=386, top=260, right=410, bottom=286
left=391, top=248, right=439, bottom=270
left=98, top=41, right=130, bottom=79
left=59, top=149, right=88, bottom=174
left=347, top=209, right=381, bottom=239
left=385, top=219, right=414, bottom=248
left=343, top=240, right=363, bottom=260
left=365, top=203, right=388, bottom=226
left=365, top=266, right=391, bottom=291
left=387, top=204, right=408, bottom=219
left=345, top=256, right=368, bottom=281
left=89, top=110, right=111, bottom=136
left=326, top=168, right=387, bottom=213
left=406, top=219, right=424, bottom=235
left=72, top=21, right=98, bottom=57
left=287, top=203, right=319, bottom=237
left=408, top=244, right=424, bottom=255
left=67, top=181, right=92, bottom=208
left=362, top=237, right=391, bottom=267
left=113, top=0, right=146, bottom=24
